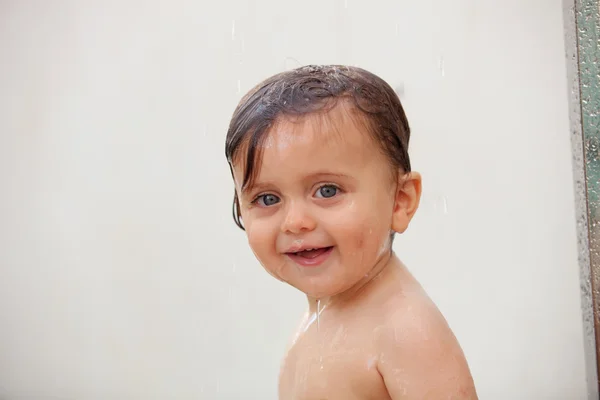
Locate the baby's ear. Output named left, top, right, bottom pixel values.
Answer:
left=391, top=172, right=422, bottom=234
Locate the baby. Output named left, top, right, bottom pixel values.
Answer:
left=225, top=65, right=477, bottom=399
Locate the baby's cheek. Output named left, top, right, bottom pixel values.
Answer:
left=247, top=225, right=283, bottom=277
left=342, top=216, right=379, bottom=254
left=246, top=223, right=271, bottom=256
left=356, top=216, right=390, bottom=257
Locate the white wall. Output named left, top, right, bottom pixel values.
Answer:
left=0, top=1, right=587, bottom=399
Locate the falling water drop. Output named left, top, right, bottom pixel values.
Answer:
left=395, top=83, right=404, bottom=98
left=284, top=56, right=302, bottom=70
left=441, top=196, right=448, bottom=214
left=439, top=56, right=445, bottom=77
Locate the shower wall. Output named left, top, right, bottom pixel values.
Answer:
left=0, top=1, right=588, bottom=398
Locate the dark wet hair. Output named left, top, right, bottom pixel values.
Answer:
left=225, top=65, right=411, bottom=230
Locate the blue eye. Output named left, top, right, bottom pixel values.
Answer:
left=316, top=185, right=339, bottom=199
left=255, top=194, right=280, bottom=207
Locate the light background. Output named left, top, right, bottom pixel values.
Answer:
left=0, top=1, right=587, bottom=398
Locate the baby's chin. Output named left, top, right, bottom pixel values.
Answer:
left=263, top=256, right=372, bottom=298
left=288, top=274, right=365, bottom=300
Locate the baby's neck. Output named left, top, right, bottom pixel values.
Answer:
left=307, top=250, right=400, bottom=313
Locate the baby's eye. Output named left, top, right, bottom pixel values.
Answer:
left=254, top=194, right=280, bottom=207
left=315, top=185, right=339, bottom=199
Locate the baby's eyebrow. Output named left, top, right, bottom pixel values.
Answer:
left=303, top=172, right=353, bottom=181
left=240, top=181, right=269, bottom=196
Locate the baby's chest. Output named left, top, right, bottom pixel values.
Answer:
left=279, top=326, right=390, bottom=400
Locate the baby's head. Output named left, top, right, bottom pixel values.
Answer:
left=225, top=65, right=421, bottom=299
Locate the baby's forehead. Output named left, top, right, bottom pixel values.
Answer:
left=265, top=106, right=372, bottom=148
left=231, top=104, right=387, bottom=188
left=233, top=106, right=368, bottom=161
left=270, top=120, right=380, bottom=172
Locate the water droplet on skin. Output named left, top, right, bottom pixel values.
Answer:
left=367, top=356, right=377, bottom=370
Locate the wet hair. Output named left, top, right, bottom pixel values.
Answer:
left=225, top=65, right=411, bottom=230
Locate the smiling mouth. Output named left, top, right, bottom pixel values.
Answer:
left=285, top=246, right=334, bottom=268
left=286, top=246, right=334, bottom=259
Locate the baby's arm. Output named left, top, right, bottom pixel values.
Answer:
left=376, top=299, right=478, bottom=399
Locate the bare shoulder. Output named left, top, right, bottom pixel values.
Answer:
left=374, top=267, right=478, bottom=399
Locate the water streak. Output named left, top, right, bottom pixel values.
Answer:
left=317, top=299, right=321, bottom=332
left=284, top=57, right=302, bottom=70
left=317, top=299, right=323, bottom=369
left=439, top=56, right=446, bottom=77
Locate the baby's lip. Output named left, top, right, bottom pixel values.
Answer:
left=284, top=245, right=333, bottom=254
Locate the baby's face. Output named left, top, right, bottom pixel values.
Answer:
left=232, top=106, right=398, bottom=298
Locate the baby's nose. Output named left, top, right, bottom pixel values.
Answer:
left=281, top=202, right=317, bottom=234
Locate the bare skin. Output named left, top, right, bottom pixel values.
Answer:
left=279, top=254, right=477, bottom=400
left=231, top=102, right=478, bottom=399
